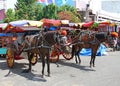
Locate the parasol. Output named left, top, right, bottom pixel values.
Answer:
left=82, top=21, right=94, bottom=28
left=41, top=18, right=61, bottom=27
left=27, top=20, right=43, bottom=27
left=9, top=20, right=29, bottom=27
left=5, top=26, right=25, bottom=33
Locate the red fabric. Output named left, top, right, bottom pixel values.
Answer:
left=99, top=21, right=110, bottom=25
left=97, top=24, right=108, bottom=28
left=14, top=55, right=24, bottom=60
left=4, top=26, right=24, bottom=33
left=82, top=21, right=94, bottom=28
left=42, top=18, right=61, bottom=27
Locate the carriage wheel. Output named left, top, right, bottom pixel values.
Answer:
left=49, top=48, right=59, bottom=62
left=49, top=55, right=59, bottom=63
left=62, top=53, right=73, bottom=60
left=31, top=54, right=38, bottom=65
left=6, top=48, right=14, bottom=68
left=62, top=45, right=73, bottom=60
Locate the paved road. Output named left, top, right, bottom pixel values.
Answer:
left=0, top=50, right=120, bottom=86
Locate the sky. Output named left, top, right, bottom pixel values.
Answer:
left=6, top=0, right=17, bottom=10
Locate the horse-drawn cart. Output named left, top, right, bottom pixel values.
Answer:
left=5, top=26, right=41, bottom=68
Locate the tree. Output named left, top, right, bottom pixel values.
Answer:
left=42, top=3, right=58, bottom=19
left=58, top=5, right=81, bottom=22
left=58, top=5, right=76, bottom=14
left=3, top=8, right=15, bottom=23
left=58, top=11, right=80, bottom=23
left=34, top=4, right=43, bottom=21
left=14, top=0, right=36, bottom=20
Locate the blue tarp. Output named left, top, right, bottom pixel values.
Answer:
left=80, top=44, right=107, bottom=56
left=0, top=48, right=7, bottom=54
left=0, top=33, right=13, bottom=37
left=49, top=26, right=57, bottom=31
left=0, top=33, right=24, bottom=37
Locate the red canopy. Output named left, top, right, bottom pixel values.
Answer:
left=97, top=24, right=108, bottom=28
left=4, top=26, right=25, bottom=33
left=99, top=21, right=110, bottom=25
left=82, top=21, right=94, bottom=28
left=41, top=18, right=61, bottom=28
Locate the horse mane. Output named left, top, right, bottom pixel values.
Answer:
left=25, top=34, right=39, bottom=43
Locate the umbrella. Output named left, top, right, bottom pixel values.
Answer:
left=82, top=21, right=94, bottom=28
left=41, top=18, right=61, bottom=27
left=9, top=20, right=29, bottom=27
left=5, top=26, right=25, bottom=33
left=99, top=20, right=110, bottom=25
left=91, top=22, right=99, bottom=28
left=27, top=20, right=43, bottom=27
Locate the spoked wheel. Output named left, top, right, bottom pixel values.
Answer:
left=62, top=45, right=73, bottom=60
left=62, top=53, right=73, bottom=60
left=6, top=48, right=14, bottom=68
left=49, top=48, right=59, bottom=63
left=31, top=53, right=38, bottom=65
left=50, top=55, right=59, bottom=63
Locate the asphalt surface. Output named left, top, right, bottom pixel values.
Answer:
left=0, top=50, right=120, bottom=86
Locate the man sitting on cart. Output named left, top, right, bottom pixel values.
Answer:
left=13, top=33, right=26, bottom=53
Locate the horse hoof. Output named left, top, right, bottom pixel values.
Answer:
left=48, top=74, right=50, bottom=77
left=89, top=65, right=92, bottom=68
left=78, top=62, right=81, bottom=64
left=57, top=65, right=59, bottom=67
left=41, top=75, right=44, bottom=78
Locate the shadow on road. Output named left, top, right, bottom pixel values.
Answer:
left=0, top=58, right=46, bottom=82
left=54, top=59, right=96, bottom=71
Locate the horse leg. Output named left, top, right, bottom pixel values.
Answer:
left=75, top=54, right=78, bottom=64
left=76, top=50, right=81, bottom=64
left=71, top=45, right=75, bottom=59
left=90, top=46, right=98, bottom=67
left=90, top=53, right=96, bottom=67
left=93, top=55, right=96, bottom=67
left=72, top=45, right=78, bottom=63
left=46, top=54, right=50, bottom=77
left=75, top=50, right=80, bottom=64
left=90, top=54, right=94, bottom=67
left=22, top=53, right=32, bottom=73
left=41, top=55, right=45, bottom=78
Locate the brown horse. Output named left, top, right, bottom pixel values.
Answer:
left=22, top=31, right=61, bottom=77
left=71, top=30, right=108, bottom=67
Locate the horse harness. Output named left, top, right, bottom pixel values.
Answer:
left=70, top=30, right=101, bottom=46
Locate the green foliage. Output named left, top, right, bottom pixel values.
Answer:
left=34, top=4, right=43, bottom=20
left=58, top=5, right=81, bottom=22
left=15, top=0, right=36, bottom=20
left=42, top=3, right=58, bottom=19
left=58, top=5, right=77, bottom=14
left=3, top=8, right=15, bottom=23
left=4, top=2, right=81, bottom=23
left=58, top=11, right=80, bottom=23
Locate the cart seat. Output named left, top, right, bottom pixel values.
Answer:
left=14, top=55, right=24, bottom=60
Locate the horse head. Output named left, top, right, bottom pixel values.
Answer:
left=95, top=32, right=109, bottom=43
